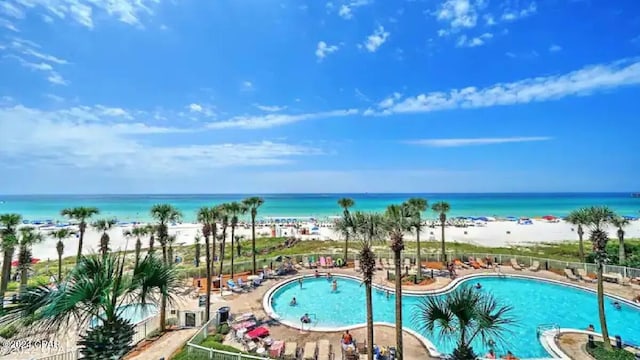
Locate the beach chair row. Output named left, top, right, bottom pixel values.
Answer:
left=282, top=340, right=334, bottom=360
left=302, top=256, right=338, bottom=269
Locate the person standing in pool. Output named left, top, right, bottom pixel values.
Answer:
left=332, top=279, right=338, bottom=292
left=298, top=278, right=303, bottom=289
left=290, top=297, right=297, bottom=306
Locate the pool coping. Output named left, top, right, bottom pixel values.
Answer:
left=262, top=272, right=640, bottom=359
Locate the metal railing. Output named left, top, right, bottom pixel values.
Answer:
left=185, top=319, right=270, bottom=359
left=31, top=349, right=80, bottom=360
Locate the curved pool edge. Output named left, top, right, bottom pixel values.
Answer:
left=262, top=272, right=640, bottom=359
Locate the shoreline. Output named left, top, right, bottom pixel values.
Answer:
left=24, top=218, right=640, bottom=261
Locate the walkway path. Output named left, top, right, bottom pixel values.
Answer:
left=126, top=328, right=198, bottom=360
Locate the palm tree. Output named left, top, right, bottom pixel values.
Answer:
left=150, top=204, right=182, bottom=265
left=431, top=201, right=451, bottom=265
left=583, top=206, right=615, bottom=350
left=194, top=235, right=201, bottom=268
left=217, top=205, right=230, bottom=282
left=209, top=206, right=222, bottom=277
left=566, top=209, right=589, bottom=262
left=383, top=204, right=412, bottom=360
left=5, top=253, right=180, bottom=358
left=405, top=197, right=428, bottom=279
left=50, top=228, right=73, bottom=282
left=149, top=204, right=182, bottom=332
left=92, top=218, right=117, bottom=256
left=610, top=216, right=630, bottom=264
left=338, top=197, right=355, bottom=264
left=60, top=207, right=100, bottom=260
left=145, top=224, right=157, bottom=253
left=124, top=226, right=148, bottom=268
left=352, top=212, right=385, bottom=360
left=242, top=197, right=264, bottom=274
left=225, top=202, right=247, bottom=278
left=167, top=234, right=177, bottom=265
left=197, top=207, right=214, bottom=322
left=0, top=213, right=22, bottom=311
left=17, top=227, right=44, bottom=295
left=414, top=285, right=515, bottom=359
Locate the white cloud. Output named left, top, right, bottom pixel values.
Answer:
left=188, top=103, right=203, bottom=112
left=407, top=136, right=552, bottom=147
left=456, top=32, right=492, bottom=47
left=315, top=41, right=339, bottom=60
left=501, top=2, right=537, bottom=21
left=375, top=58, right=640, bottom=115
left=44, top=94, right=65, bottom=102
left=254, top=104, right=287, bottom=112
left=549, top=44, right=562, bottom=52
left=207, top=109, right=358, bottom=129
left=484, top=14, right=496, bottom=26
left=0, top=104, right=320, bottom=177
left=242, top=81, right=254, bottom=91
left=1, top=2, right=24, bottom=18
left=435, top=0, right=484, bottom=30
left=377, top=92, right=402, bottom=108
left=0, top=17, right=19, bottom=31
left=4, top=0, right=160, bottom=29
left=362, top=26, right=389, bottom=53
left=47, top=72, right=68, bottom=85
left=187, top=103, right=215, bottom=117
left=336, top=0, right=370, bottom=19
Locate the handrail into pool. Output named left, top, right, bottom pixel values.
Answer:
left=262, top=272, right=640, bottom=360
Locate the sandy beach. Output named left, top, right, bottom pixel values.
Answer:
left=28, top=219, right=640, bottom=261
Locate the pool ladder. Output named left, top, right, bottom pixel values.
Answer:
left=536, top=323, right=560, bottom=337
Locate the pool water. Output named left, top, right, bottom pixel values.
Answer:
left=270, top=276, right=640, bottom=358
left=91, top=303, right=158, bottom=327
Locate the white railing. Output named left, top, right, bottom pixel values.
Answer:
left=31, top=349, right=80, bottom=360
left=132, top=314, right=161, bottom=344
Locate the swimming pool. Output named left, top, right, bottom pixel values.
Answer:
left=268, top=275, right=640, bottom=358
left=90, top=303, right=158, bottom=328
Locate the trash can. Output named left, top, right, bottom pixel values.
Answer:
left=217, top=306, right=230, bottom=325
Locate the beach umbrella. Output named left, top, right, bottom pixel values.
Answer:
left=542, top=215, right=556, bottom=220
left=11, top=258, right=40, bottom=267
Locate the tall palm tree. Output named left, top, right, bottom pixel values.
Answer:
left=383, top=204, right=412, bottom=360
left=149, top=204, right=182, bottom=332
left=124, top=226, right=148, bottom=268
left=17, top=227, right=44, bottom=295
left=5, top=253, right=180, bottom=359
left=405, top=197, right=428, bottom=279
left=352, top=212, right=385, bottom=360
left=150, top=204, right=182, bottom=265
left=60, top=207, right=100, bottom=260
left=338, top=198, right=355, bottom=264
left=0, top=213, right=22, bottom=311
left=225, top=202, right=247, bottom=278
left=167, top=235, right=177, bottom=265
left=414, top=285, right=515, bottom=359
left=50, top=228, right=73, bottom=282
left=92, top=218, right=117, bottom=256
left=194, top=235, right=201, bottom=268
left=431, top=201, right=451, bottom=265
left=566, top=209, right=589, bottom=262
left=583, top=206, right=615, bottom=350
left=610, top=216, right=630, bottom=264
left=242, top=197, right=264, bottom=274
left=197, top=207, right=214, bottom=322
left=145, top=224, right=157, bottom=253
left=210, top=206, right=222, bottom=277
left=217, top=205, right=230, bottom=281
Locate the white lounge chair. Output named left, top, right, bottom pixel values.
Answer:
left=576, top=269, right=596, bottom=283
left=564, top=268, right=579, bottom=281
left=528, top=261, right=540, bottom=272
left=317, top=339, right=331, bottom=360
left=510, top=258, right=522, bottom=271
left=283, top=342, right=297, bottom=360
left=302, top=342, right=318, bottom=360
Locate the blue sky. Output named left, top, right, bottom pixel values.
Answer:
left=0, top=0, right=639, bottom=194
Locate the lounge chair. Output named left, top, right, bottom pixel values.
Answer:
left=227, top=279, right=244, bottom=293
left=576, top=269, right=595, bottom=282
left=470, top=260, right=482, bottom=269
left=528, top=261, right=540, bottom=272
left=477, top=258, right=489, bottom=268
left=302, top=342, right=318, bottom=360
left=564, top=268, right=579, bottom=281
left=283, top=342, right=298, bottom=360
left=327, top=256, right=334, bottom=268
left=237, top=278, right=251, bottom=290
left=454, top=259, right=469, bottom=269
left=319, top=256, right=327, bottom=268
left=317, top=339, right=331, bottom=360
left=302, top=256, right=311, bottom=269
left=354, top=259, right=362, bottom=272
left=510, top=258, right=523, bottom=270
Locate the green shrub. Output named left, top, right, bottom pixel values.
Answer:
left=212, top=334, right=224, bottom=343
left=171, top=347, right=211, bottom=360
left=6, top=282, right=18, bottom=292
left=198, top=336, right=250, bottom=354
left=0, top=325, right=17, bottom=339
left=216, top=323, right=230, bottom=335
left=586, top=341, right=635, bottom=360
left=166, top=317, right=178, bottom=327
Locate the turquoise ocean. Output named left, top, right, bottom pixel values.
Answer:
left=0, top=193, right=638, bottom=223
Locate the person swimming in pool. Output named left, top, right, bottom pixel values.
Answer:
left=301, top=313, right=311, bottom=323
left=475, top=282, right=482, bottom=289
left=613, top=301, right=621, bottom=310
left=332, top=279, right=338, bottom=292
left=327, top=272, right=332, bottom=280
left=290, top=297, right=297, bottom=306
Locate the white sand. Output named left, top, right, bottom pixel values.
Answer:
left=27, top=220, right=640, bottom=262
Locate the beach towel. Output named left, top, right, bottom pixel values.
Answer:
left=246, top=326, right=269, bottom=340
left=319, top=256, right=327, bottom=268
